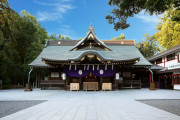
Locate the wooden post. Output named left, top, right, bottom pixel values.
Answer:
left=80, top=77, right=82, bottom=90
left=149, top=72, right=151, bottom=83
left=159, top=76, right=160, bottom=89
left=172, top=75, right=174, bottom=90
left=100, top=77, right=102, bottom=90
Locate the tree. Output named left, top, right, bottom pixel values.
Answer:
left=61, top=35, right=64, bottom=40
left=0, top=7, right=48, bottom=86
left=0, top=0, right=21, bottom=85
left=155, top=8, right=180, bottom=50
left=136, top=33, right=160, bottom=58
left=79, top=37, right=83, bottom=40
left=49, top=34, right=71, bottom=40
left=65, top=36, right=70, bottom=40
left=112, top=33, right=126, bottom=40
left=58, top=34, right=61, bottom=39
left=106, top=0, right=180, bottom=31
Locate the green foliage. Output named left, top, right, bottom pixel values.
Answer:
left=49, top=33, right=71, bottom=40
left=3, top=85, right=10, bottom=89
left=65, top=36, right=70, bottom=40
left=112, top=33, right=126, bottom=40
left=0, top=1, right=48, bottom=87
left=136, top=34, right=160, bottom=58
left=106, top=0, right=179, bottom=30
left=155, top=8, right=180, bottom=50
left=50, top=33, right=56, bottom=40
left=79, top=37, right=83, bottom=40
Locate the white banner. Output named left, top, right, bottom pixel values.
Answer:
left=168, top=64, right=180, bottom=70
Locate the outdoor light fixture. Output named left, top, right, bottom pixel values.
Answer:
left=116, top=73, right=119, bottom=80
left=62, top=73, right=66, bottom=80
left=78, top=70, right=82, bottom=75
left=100, top=69, right=104, bottom=75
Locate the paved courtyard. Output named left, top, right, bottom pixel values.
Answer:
left=0, top=89, right=180, bottom=120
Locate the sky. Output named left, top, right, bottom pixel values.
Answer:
left=9, top=0, right=162, bottom=42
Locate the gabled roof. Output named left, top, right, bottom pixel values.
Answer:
left=150, top=64, right=164, bottom=70
left=41, top=50, right=140, bottom=62
left=29, top=44, right=152, bottom=67
left=148, top=44, right=180, bottom=61
left=29, top=26, right=152, bottom=67
left=70, top=27, right=111, bottom=51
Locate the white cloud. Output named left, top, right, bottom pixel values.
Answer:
left=34, top=0, right=74, bottom=22
left=135, top=11, right=163, bottom=24
left=136, top=14, right=160, bottom=24
left=134, top=11, right=164, bottom=31
left=55, top=4, right=73, bottom=13
left=58, top=25, right=80, bottom=39
left=37, top=11, right=62, bottom=22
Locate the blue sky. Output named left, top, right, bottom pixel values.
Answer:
left=9, top=0, right=162, bottom=42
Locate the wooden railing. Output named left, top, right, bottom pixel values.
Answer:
left=122, top=80, right=141, bottom=89
left=41, top=80, right=65, bottom=90
left=123, top=80, right=141, bottom=84
left=41, top=80, right=64, bottom=85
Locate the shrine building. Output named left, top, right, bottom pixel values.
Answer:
left=29, top=26, right=152, bottom=91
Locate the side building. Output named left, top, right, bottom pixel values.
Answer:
left=29, top=26, right=152, bottom=90
left=148, top=45, right=180, bottom=90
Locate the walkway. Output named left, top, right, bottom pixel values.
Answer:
left=0, top=89, right=180, bottom=120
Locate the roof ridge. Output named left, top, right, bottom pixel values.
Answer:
left=70, top=31, right=111, bottom=51
left=148, top=44, right=180, bottom=60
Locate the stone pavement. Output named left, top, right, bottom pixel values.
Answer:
left=0, top=89, right=180, bottom=120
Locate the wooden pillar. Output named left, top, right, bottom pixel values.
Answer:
left=149, top=72, right=151, bottom=83
left=158, top=76, right=160, bottom=89
left=100, top=77, right=102, bottom=90
left=172, top=75, right=174, bottom=90
left=115, top=79, right=118, bottom=90
left=80, top=77, right=82, bottom=90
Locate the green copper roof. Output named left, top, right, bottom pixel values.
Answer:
left=29, top=26, right=151, bottom=67
left=29, top=45, right=152, bottom=67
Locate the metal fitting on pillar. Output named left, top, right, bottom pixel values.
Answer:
left=97, top=65, right=99, bottom=70
left=75, top=64, right=77, bottom=70
left=69, top=64, right=71, bottom=70
left=87, top=64, right=89, bottom=70
left=105, top=64, right=107, bottom=70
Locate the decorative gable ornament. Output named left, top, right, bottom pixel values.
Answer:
left=70, top=25, right=111, bottom=51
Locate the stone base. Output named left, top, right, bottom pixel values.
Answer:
left=24, top=83, right=32, bottom=91
left=149, top=82, right=157, bottom=90
left=149, top=88, right=157, bottom=90
left=24, top=89, right=32, bottom=91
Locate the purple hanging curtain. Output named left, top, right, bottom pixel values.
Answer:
left=64, top=69, right=90, bottom=77
left=64, top=68, right=117, bottom=77
left=91, top=68, right=117, bottom=77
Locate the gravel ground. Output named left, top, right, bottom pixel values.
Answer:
left=0, top=100, right=46, bottom=118
left=137, top=99, right=180, bottom=116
